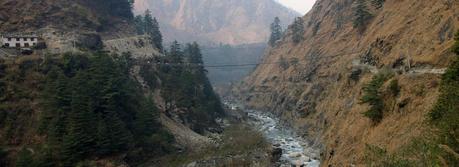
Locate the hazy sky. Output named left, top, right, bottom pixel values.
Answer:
left=277, top=0, right=317, bottom=14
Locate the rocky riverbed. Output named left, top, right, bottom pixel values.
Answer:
left=225, top=102, right=320, bottom=167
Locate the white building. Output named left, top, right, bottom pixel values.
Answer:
left=1, top=34, right=39, bottom=48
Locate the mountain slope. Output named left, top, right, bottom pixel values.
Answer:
left=134, top=0, right=300, bottom=45
left=0, top=0, right=134, bottom=35
left=0, top=0, right=226, bottom=166
left=235, top=0, right=459, bottom=166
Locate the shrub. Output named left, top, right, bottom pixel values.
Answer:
left=453, top=31, right=459, bottom=55
left=388, top=79, right=400, bottom=96
left=360, top=69, right=394, bottom=123
left=291, top=17, right=304, bottom=44
left=353, top=0, right=373, bottom=31
left=16, top=148, right=33, bottom=167
left=364, top=144, right=413, bottom=167
left=0, top=147, right=8, bottom=166
left=371, top=0, right=385, bottom=9
left=278, top=56, right=289, bottom=70
left=429, top=57, right=459, bottom=165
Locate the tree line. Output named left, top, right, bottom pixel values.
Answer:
left=134, top=10, right=163, bottom=51
left=141, top=41, right=225, bottom=133
left=269, top=16, right=304, bottom=46
left=7, top=52, right=174, bottom=167
left=85, top=0, right=135, bottom=19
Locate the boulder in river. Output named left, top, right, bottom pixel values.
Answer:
left=271, top=147, right=283, bottom=163
left=289, top=152, right=302, bottom=158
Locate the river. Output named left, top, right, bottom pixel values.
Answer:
left=225, top=102, right=320, bottom=167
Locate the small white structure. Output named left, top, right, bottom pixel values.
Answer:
left=1, top=34, right=39, bottom=48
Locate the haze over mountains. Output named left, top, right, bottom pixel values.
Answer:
left=134, top=0, right=300, bottom=45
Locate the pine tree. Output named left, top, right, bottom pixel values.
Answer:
left=184, top=42, right=204, bottom=67
left=292, top=17, right=304, bottom=44
left=134, top=15, right=145, bottom=35
left=95, top=114, right=111, bottom=156
left=269, top=17, right=283, bottom=46
left=62, top=72, right=96, bottom=164
left=360, top=71, right=393, bottom=123
left=40, top=67, right=71, bottom=144
left=144, top=10, right=163, bottom=51
left=152, top=18, right=163, bottom=51
left=16, top=148, right=33, bottom=167
left=168, top=41, right=184, bottom=63
left=108, top=0, right=134, bottom=19
left=34, top=147, right=55, bottom=167
left=353, top=0, right=373, bottom=31
left=103, top=103, right=133, bottom=153
left=134, top=98, right=159, bottom=137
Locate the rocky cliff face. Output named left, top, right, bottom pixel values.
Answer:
left=134, top=0, right=299, bottom=45
left=235, top=0, right=459, bottom=166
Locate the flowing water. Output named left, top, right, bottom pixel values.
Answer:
left=225, top=102, right=320, bottom=167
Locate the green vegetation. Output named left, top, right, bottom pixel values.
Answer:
left=353, top=0, right=373, bottom=31
left=453, top=31, right=459, bottom=55
left=88, top=0, right=134, bottom=19
left=388, top=79, right=400, bottom=96
left=16, top=148, right=33, bottom=167
left=364, top=139, right=443, bottom=167
left=134, top=15, right=145, bottom=35
left=38, top=52, right=173, bottom=165
left=155, top=41, right=224, bottom=133
left=291, top=17, right=305, bottom=44
left=360, top=69, right=394, bottom=123
left=364, top=144, right=411, bottom=167
left=157, top=125, right=269, bottom=166
left=364, top=31, right=459, bottom=166
left=279, top=56, right=289, bottom=70
left=269, top=17, right=283, bottom=46
left=371, top=0, right=386, bottom=9
left=134, top=10, right=164, bottom=51
left=0, top=52, right=178, bottom=166
left=428, top=57, right=459, bottom=165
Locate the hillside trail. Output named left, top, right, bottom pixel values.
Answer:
left=352, top=59, right=447, bottom=75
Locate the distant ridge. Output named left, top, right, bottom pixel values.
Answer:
left=134, top=0, right=300, bottom=45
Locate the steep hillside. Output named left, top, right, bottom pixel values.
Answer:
left=0, top=45, right=226, bottom=166
left=0, top=0, right=228, bottom=166
left=235, top=0, right=459, bottom=166
left=134, top=0, right=299, bottom=45
left=0, top=0, right=134, bottom=36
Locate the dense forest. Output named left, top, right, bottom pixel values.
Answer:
left=0, top=1, right=225, bottom=163
left=0, top=47, right=223, bottom=166
left=134, top=10, right=163, bottom=51
left=141, top=41, right=225, bottom=133
left=0, top=52, right=173, bottom=166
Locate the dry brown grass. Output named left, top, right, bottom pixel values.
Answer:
left=234, top=0, right=459, bottom=166
left=150, top=124, right=270, bottom=167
